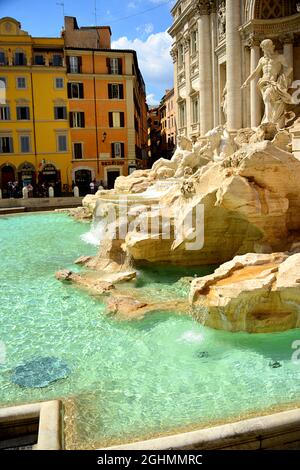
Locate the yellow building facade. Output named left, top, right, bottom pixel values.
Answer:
left=0, top=17, right=72, bottom=196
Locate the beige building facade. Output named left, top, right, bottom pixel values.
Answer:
left=160, top=88, right=177, bottom=148
left=168, top=0, right=300, bottom=139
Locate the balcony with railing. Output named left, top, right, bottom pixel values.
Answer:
left=0, top=50, right=65, bottom=67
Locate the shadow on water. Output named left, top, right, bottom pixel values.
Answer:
left=135, top=264, right=217, bottom=287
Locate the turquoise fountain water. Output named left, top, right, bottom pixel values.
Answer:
left=0, top=213, right=300, bottom=448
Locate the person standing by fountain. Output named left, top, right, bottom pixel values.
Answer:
left=89, top=180, right=95, bottom=194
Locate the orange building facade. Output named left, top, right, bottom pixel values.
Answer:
left=64, top=17, right=148, bottom=192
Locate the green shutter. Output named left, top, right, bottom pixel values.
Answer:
left=118, top=58, right=122, bottom=74
left=78, top=56, right=82, bottom=73
left=79, top=83, right=84, bottom=98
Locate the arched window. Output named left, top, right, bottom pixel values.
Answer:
left=254, top=0, right=298, bottom=20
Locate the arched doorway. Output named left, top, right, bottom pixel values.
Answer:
left=1, top=164, right=16, bottom=197
left=38, top=163, right=61, bottom=196
left=75, top=169, right=92, bottom=196
left=18, top=162, right=36, bottom=187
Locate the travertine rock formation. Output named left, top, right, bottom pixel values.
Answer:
left=123, top=141, right=300, bottom=265
left=190, top=252, right=300, bottom=333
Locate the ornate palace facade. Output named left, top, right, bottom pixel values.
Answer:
left=168, top=0, right=300, bottom=138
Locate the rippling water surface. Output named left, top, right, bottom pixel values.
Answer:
left=0, top=213, right=300, bottom=448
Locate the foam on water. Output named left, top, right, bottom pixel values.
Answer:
left=178, top=331, right=205, bottom=343
left=80, top=219, right=106, bottom=246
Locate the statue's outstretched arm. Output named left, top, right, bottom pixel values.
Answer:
left=241, top=61, right=262, bottom=89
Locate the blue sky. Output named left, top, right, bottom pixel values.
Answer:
left=0, top=0, right=175, bottom=104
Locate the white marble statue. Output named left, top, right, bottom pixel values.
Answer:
left=150, top=135, right=193, bottom=178
left=149, top=125, right=238, bottom=180
left=242, top=39, right=293, bottom=128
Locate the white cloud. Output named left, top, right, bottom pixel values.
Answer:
left=136, top=22, right=154, bottom=36
left=146, top=93, right=159, bottom=106
left=144, top=23, right=154, bottom=34
left=112, top=31, right=173, bottom=99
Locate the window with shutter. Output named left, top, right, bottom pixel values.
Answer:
left=0, top=106, right=10, bottom=121
left=71, top=83, right=79, bottom=98
left=110, top=58, right=119, bottom=74
left=0, top=136, right=13, bottom=153
left=69, top=56, right=79, bottom=73
left=54, top=106, right=67, bottom=120
left=17, top=106, right=30, bottom=120
left=120, top=112, right=125, bottom=127
left=73, top=143, right=83, bottom=159
left=114, top=142, right=121, bottom=158
left=112, top=112, right=120, bottom=128
left=70, top=111, right=85, bottom=128
left=69, top=83, right=83, bottom=98
left=108, top=84, right=124, bottom=99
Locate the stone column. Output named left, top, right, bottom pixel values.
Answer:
left=210, top=4, right=219, bottom=128
left=249, top=35, right=262, bottom=128
left=197, top=1, right=213, bottom=136
left=226, top=0, right=242, bottom=131
left=282, top=34, right=294, bottom=81
left=184, top=34, right=191, bottom=137
left=171, top=46, right=178, bottom=142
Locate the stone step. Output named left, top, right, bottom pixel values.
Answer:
left=0, top=207, right=26, bottom=215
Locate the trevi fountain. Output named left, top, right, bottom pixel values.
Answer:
left=1, top=37, right=300, bottom=449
